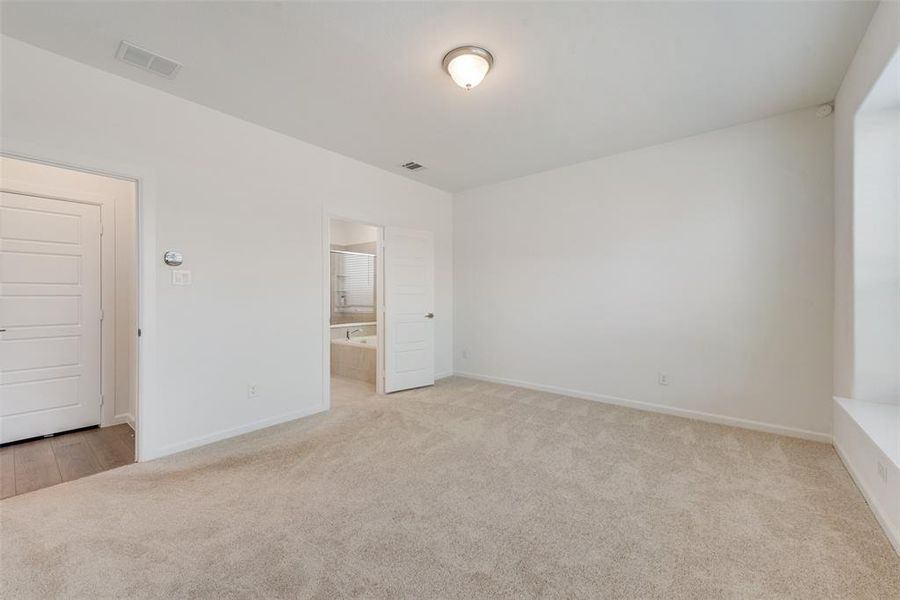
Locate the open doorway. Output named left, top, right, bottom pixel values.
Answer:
left=325, top=219, right=438, bottom=408
left=328, top=219, right=383, bottom=402
left=0, top=156, right=139, bottom=498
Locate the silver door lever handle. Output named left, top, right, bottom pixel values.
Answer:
left=425, top=313, right=434, bottom=319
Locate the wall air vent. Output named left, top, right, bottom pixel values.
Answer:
left=401, top=162, right=426, bottom=171
left=115, top=41, right=182, bottom=79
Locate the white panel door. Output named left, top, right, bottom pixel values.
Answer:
left=0, top=191, right=102, bottom=443
left=384, top=227, right=434, bottom=393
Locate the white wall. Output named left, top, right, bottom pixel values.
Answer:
left=854, top=107, right=900, bottom=404
left=852, top=30, right=900, bottom=405
left=831, top=2, right=900, bottom=556
left=833, top=0, right=900, bottom=400
left=454, top=108, right=834, bottom=439
left=0, top=156, right=138, bottom=427
left=0, top=36, right=453, bottom=460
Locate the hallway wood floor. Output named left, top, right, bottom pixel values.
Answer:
left=0, top=424, right=134, bottom=499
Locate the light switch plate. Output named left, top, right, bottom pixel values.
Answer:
left=172, top=270, right=192, bottom=285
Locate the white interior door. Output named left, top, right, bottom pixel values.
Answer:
left=384, top=227, right=434, bottom=393
left=0, top=191, right=102, bottom=443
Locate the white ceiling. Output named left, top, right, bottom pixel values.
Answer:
left=0, top=1, right=877, bottom=192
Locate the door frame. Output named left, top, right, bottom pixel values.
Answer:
left=1, top=146, right=157, bottom=463
left=322, top=213, right=385, bottom=410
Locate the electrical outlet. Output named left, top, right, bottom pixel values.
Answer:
left=877, top=460, right=888, bottom=483
left=247, top=384, right=258, bottom=399
left=658, top=372, right=669, bottom=386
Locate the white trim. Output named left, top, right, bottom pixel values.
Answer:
left=375, top=226, right=385, bottom=395
left=98, top=199, right=117, bottom=429
left=0, top=178, right=106, bottom=205
left=834, top=441, right=900, bottom=555
left=453, top=370, right=832, bottom=443
left=110, top=413, right=135, bottom=429
left=140, top=404, right=327, bottom=462
left=833, top=395, right=900, bottom=468
left=435, top=371, right=454, bottom=380
left=330, top=322, right=376, bottom=328
left=322, top=211, right=331, bottom=411
left=832, top=396, right=900, bottom=556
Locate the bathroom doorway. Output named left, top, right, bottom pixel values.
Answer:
left=327, top=219, right=383, bottom=397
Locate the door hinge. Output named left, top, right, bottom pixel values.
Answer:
left=100, top=223, right=104, bottom=236
left=99, top=309, right=105, bottom=321
left=138, top=328, right=142, bottom=337
left=99, top=394, right=104, bottom=406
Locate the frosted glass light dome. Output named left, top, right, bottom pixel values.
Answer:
left=442, top=46, right=493, bottom=90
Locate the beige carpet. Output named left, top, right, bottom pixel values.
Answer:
left=2, top=376, right=898, bottom=599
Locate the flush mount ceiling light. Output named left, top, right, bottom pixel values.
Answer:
left=442, top=46, right=493, bottom=90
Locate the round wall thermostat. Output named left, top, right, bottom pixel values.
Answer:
left=164, top=250, right=183, bottom=266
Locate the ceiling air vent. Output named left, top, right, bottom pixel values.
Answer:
left=401, top=162, right=426, bottom=171
left=116, top=41, right=182, bottom=79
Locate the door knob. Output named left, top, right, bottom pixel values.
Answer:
left=425, top=312, right=434, bottom=319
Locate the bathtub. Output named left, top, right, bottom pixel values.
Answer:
left=332, top=335, right=377, bottom=349
left=331, top=336, right=376, bottom=383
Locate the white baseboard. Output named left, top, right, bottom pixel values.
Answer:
left=833, top=440, right=900, bottom=555
left=435, top=370, right=454, bottom=380
left=453, top=370, right=831, bottom=443
left=140, top=403, right=327, bottom=462
left=109, top=413, right=135, bottom=429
